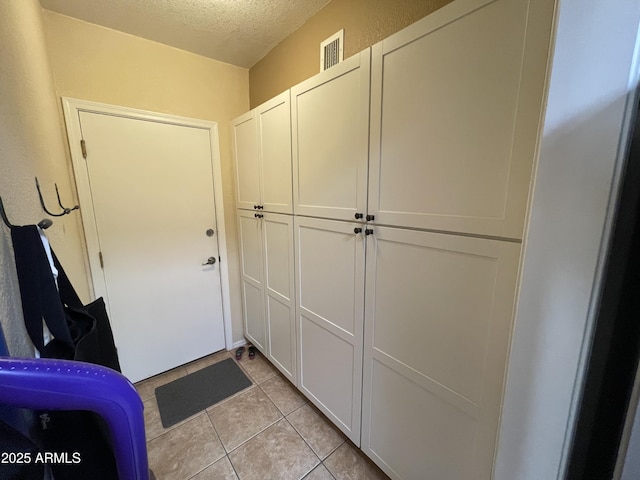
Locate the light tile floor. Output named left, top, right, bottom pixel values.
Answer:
left=135, top=350, right=390, bottom=480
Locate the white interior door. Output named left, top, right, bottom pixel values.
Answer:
left=77, top=110, right=226, bottom=383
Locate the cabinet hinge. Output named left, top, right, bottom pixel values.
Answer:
left=80, top=139, right=87, bottom=159
left=99, top=251, right=104, bottom=269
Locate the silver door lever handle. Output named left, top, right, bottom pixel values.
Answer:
left=202, top=257, right=216, bottom=265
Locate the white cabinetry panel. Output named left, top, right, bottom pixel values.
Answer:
left=368, top=0, right=552, bottom=238
left=264, top=213, right=296, bottom=381
left=259, top=91, right=293, bottom=213
left=238, top=210, right=266, bottom=352
left=233, top=91, right=293, bottom=213
left=238, top=210, right=296, bottom=383
left=295, top=216, right=365, bottom=444
left=242, top=282, right=265, bottom=353
left=361, top=226, right=521, bottom=479
left=292, top=50, right=371, bottom=221
left=233, top=111, right=260, bottom=211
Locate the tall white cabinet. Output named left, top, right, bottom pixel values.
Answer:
left=358, top=0, right=554, bottom=478
left=290, top=49, right=371, bottom=445
left=234, top=91, right=297, bottom=383
left=234, top=0, right=554, bottom=477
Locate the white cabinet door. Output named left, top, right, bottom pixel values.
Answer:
left=238, top=210, right=266, bottom=353
left=233, top=111, right=261, bottom=211
left=361, top=226, right=521, bottom=480
left=263, top=213, right=296, bottom=383
left=259, top=91, right=293, bottom=214
left=294, top=216, right=366, bottom=445
left=238, top=210, right=297, bottom=381
left=368, top=0, right=553, bottom=238
left=292, top=50, right=371, bottom=221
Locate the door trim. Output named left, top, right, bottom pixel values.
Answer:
left=62, top=97, right=234, bottom=351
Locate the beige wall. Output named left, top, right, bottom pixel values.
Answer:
left=249, top=0, right=453, bottom=107
left=42, top=11, right=250, bottom=345
left=0, top=0, right=88, bottom=356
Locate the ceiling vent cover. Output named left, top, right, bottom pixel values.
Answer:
left=320, top=29, right=344, bottom=71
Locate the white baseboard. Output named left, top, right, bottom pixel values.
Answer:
left=231, top=339, right=247, bottom=350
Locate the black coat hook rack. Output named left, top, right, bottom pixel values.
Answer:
left=35, top=177, right=79, bottom=217
left=0, top=196, right=52, bottom=230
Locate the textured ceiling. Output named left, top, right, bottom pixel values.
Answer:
left=39, top=0, right=332, bottom=68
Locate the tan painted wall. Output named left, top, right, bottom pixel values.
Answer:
left=0, top=0, right=89, bottom=356
left=249, top=0, right=453, bottom=107
left=42, top=11, right=250, bottom=345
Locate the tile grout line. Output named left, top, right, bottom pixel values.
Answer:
left=222, top=384, right=306, bottom=477
left=285, top=404, right=347, bottom=462
left=282, top=414, right=323, bottom=479
left=227, top=454, right=242, bottom=480
left=211, top=390, right=284, bottom=456
left=184, top=413, right=229, bottom=480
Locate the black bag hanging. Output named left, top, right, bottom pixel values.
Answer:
left=11, top=225, right=121, bottom=371
left=52, top=250, right=121, bottom=372
left=10, top=225, right=120, bottom=479
left=10, top=225, right=75, bottom=356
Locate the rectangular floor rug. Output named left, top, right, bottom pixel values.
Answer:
left=155, top=357, right=252, bottom=428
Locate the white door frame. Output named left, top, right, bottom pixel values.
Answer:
left=62, top=97, right=235, bottom=351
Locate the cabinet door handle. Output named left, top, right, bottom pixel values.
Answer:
left=258, top=205, right=264, bottom=210
left=354, top=213, right=363, bottom=219
left=254, top=213, right=263, bottom=218
left=366, top=214, right=375, bottom=221
left=354, top=227, right=362, bottom=234
left=365, top=228, right=374, bottom=236
left=254, top=205, right=259, bottom=209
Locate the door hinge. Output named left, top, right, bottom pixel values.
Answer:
left=99, top=251, right=104, bottom=269
left=218, top=256, right=221, bottom=263
left=80, top=139, right=87, bottom=159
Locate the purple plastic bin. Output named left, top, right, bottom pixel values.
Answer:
left=0, top=357, right=148, bottom=480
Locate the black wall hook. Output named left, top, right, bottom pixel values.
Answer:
left=36, top=177, right=78, bottom=217
left=0, top=196, right=53, bottom=230
left=55, top=183, right=79, bottom=214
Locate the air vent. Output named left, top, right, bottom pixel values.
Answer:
left=320, top=29, right=344, bottom=71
